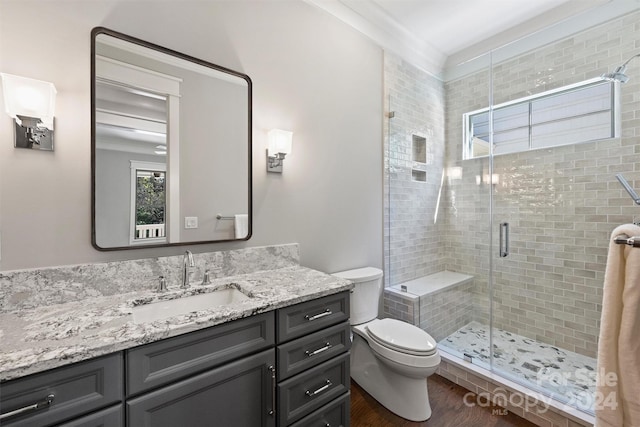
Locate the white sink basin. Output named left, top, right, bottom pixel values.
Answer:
left=132, top=288, right=250, bottom=324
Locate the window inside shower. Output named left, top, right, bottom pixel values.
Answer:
left=464, top=79, right=619, bottom=159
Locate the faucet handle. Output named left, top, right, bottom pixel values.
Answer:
left=157, top=275, right=168, bottom=292
left=201, top=270, right=212, bottom=286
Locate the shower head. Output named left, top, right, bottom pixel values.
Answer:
left=602, top=65, right=630, bottom=83
left=602, top=53, right=640, bottom=83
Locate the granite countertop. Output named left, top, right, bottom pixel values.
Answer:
left=0, top=266, right=352, bottom=382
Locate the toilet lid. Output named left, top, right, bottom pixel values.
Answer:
left=366, top=318, right=437, bottom=356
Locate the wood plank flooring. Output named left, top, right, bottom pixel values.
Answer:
left=350, top=374, right=537, bottom=427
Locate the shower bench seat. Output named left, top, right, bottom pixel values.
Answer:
left=383, top=271, right=474, bottom=342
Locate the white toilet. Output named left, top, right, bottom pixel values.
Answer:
left=332, top=267, right=440, bottom=422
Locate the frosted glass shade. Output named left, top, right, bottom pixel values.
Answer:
left=1, top=73, right=57, bottom=130
left=267, top=129, right=293, bottom=156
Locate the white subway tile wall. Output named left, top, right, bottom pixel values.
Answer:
left=418, top=281, right=474, bottom=341
left=437, top=358, right=594, bottom=427
left=383, top=53, right=447, bottom=288
left=382, top=290, right=418, bottom=325
left=382, top=282, right=473, bottom=342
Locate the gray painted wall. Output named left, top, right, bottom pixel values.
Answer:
left=0, top=1, right=383, bottom=274
left=179, top=75, right=248, bottom=242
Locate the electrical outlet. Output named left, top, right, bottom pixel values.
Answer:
left=184, top=217, right=198, bottom=229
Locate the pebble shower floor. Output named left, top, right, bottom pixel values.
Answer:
left=439, top=321, right=597, bottom=414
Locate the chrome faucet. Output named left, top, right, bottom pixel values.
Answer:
left=181, top=250, right=195, bottom=288
left=157, top=275, right=168, bottom=292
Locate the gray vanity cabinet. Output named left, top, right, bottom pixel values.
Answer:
left=0, top=354, right=123, bottom=427
left=127, top=349, right=275, bottom=427
left=125, top=312, right=275, bottom=397
left=277, top=292, right=349, bottom=343
left=0, top=291, right=351, bottom=427
left=125, top=312, right=276, bottom=426
left=276, top=322, right=351, bottom=381
left=57, top=405, right=123, bottom=427
left=288, top=391, right=350, bottom=427
left=276, top=291, right=351, bottom=427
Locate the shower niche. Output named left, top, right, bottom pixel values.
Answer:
left=411, top=134, right=427, bottom=182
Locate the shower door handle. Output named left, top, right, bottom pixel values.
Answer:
left=499, top=222, right=509, bottom=258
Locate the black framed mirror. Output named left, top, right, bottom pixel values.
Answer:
left=91, top=27, right=252, bottom=250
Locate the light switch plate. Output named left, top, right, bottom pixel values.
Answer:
left=184, top=217, right=198, bottom=229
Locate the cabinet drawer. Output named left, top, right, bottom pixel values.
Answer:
left=278, top=352, right=350, bottom=426
left=289, top=392, right=350, bottom=427
left=127, top=349, right=275, bottom=427
left=277, top=321, right=350, bottom=381
left=126, top=311, right=274, bottom=396
left=0, top=354, right=123, bottom=427
left=277, top=292, right=349, bottom=343
left=57, top=404, right=123, bottom=427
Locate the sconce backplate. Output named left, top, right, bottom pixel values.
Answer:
left=14, top=120, right=54, bottom=151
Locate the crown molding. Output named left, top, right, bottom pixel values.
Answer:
left=443, top=0, right=639, bottom=81
left=304, top=0, right=640, bottom=82
left=303, top=0, right=446, bottom=78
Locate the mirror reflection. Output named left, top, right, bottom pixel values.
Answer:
left=92, top=28, right=252, bottom=250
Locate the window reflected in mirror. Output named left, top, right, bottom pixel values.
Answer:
left=133, top=166, right=166, bottom=244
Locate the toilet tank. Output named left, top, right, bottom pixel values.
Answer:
left=332, top=267, right=383, bottom=325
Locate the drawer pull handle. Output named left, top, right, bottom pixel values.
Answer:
left=0, top=394, right=55, bottom=421
left=305, top=379, right=332, bottom=397
left=305, top=342, right=332, bottom=357
left=304, top=308, right=332, bottom=321
left=267, top=365, right=276, bottom=416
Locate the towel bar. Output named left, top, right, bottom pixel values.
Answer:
left=614, top=234, right=640, bottom=248
left=216, top=214, right=234, bottom=220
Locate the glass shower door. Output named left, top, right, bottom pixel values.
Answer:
left=434, top=51, right=494, bottom=370
left=485, top=21, right=624, bottom=411
left=383, top=51, right=493, bottom=362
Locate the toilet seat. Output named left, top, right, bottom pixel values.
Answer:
left=366, top=318, right=437, bottom=356
left=353, top=319, right=440, bottom=370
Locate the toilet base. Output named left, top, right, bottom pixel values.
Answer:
left=350, top=334, right=433, bottom=422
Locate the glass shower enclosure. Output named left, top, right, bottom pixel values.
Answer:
left=384, top=5, right=640, bottom=416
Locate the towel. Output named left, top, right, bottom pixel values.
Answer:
left=596, top=224, right=640, bottom=427
left=234, top=214, right=248, bottom=239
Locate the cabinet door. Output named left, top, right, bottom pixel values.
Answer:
left=127, top=312, right=274, bottom=397
left=57, top=404, right=123, bottom=427
left=0, top=354, right=123, bottom=427
left=127, top=349, right=275, bottom=427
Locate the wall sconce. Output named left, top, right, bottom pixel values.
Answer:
left=267, top=129, right=293, bottom=173
left=1, top=73, right=57, bottom=151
